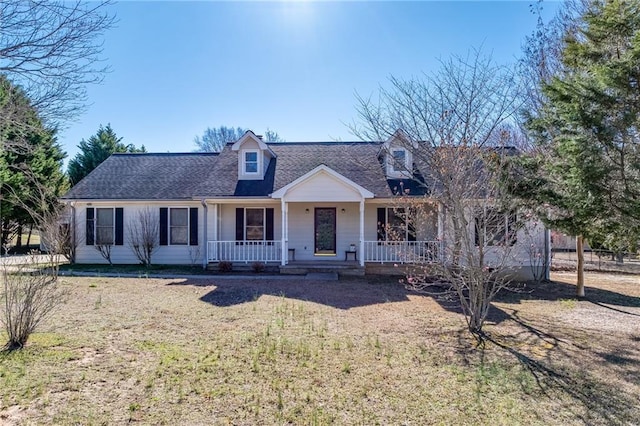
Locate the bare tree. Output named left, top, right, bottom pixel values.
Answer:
left=188, top=246, right=201, bottom=266
left=353, top=49, right=526, bottom=340
left=520, top=213, right=548, bottom=285
left=0, top=0, right=115, bottom=127
left=1, top=251, right=68, bottom=350
left=95, top=244, right=113, bottom=266
left=0, top=183, right=70, bottom=351
left=194, top=126, right=285, bottom=152
left=128, top=207, right=159, bottom=266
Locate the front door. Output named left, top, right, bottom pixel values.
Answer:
left=314, top=208, right=336, bottom=255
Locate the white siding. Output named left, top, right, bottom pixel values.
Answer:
left=437, top=206, right=547, bottom=280
left=73, top=201, right=205, bottom=265
left=285, top=171, right=363, bottom=202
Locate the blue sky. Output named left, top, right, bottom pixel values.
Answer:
left=59, top=1, right=559, bottom=160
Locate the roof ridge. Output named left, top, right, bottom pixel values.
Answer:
left=111, top=152, right=219, bottom=156
left=267, top=141, right=383, bottom=146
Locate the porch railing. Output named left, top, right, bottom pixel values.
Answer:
left=207, top=241, right=282, bottom=263
left=363, top=240, right=442, bottom=264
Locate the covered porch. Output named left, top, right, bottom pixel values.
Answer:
left=205, top=239, right=444, bottom=265
left=203, top=164, right=443, bottom=268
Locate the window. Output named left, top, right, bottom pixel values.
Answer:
left=96, top=208, right=114, bottom=245
left=235, top=207, right=274, bottom=244
left=159, top=207, right=198, bottom=246
left=169, top=208, right=189, bottom=245
left=377, top=207, right=416, bottom=242
left=391, top=149, right=407, bottom=172
left=475, top=208, right=518, bottom=246
left=245, top=208, right=265, bottom=240
left=244, top=150, right=259, bottom=174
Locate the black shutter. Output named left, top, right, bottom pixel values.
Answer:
left=404, top=207, right=416, bottom=242
left=86, top=207, right=95, bottom=245
left=474, top=216, right=481, bottom=246
left=377, top=208, right=386, bottom=241
left=115, top=208, right=124, bottom=245
left=408, top=219, right=417, bottom=242
left=235, top=208, right=244, bottom=242
left=189, top=207, right=198, bottom=246
left=159, top=208, right=168, bottom=246
left=265, top=208, right=274, bottom=241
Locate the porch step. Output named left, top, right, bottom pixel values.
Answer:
left=280, top=261, right=365, bottom=277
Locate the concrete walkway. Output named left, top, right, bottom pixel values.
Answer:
left=57, top=271, right=308, bottom=281
left=1, top=254, right=344, bottom=281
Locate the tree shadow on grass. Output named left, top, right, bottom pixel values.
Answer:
left=483, top=335, right=639, bottom=424
left=477, top=298, right=640, bottom=424
left=495, top=279, right=640, bottom=310
left=167, top=277, right=419, bottom=310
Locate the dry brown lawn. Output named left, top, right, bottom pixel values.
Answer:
left=0, top=271, right=638, bottom=425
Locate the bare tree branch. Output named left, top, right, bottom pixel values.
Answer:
left=352, top=48, right=530, bottom=341
left=0, top=0, right=115, bottom=126
left=128, top=207, right=159, bottom=266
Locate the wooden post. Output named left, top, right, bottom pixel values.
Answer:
left=576, top=235, right=585, bottom=297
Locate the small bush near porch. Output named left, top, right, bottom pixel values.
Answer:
left=0, top=273, right=638, bottom=424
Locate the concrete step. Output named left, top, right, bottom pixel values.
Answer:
left=279, top=263, right=365, bottom=277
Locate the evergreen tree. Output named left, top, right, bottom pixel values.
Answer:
left=511, top=0, right=640, bottom=295
left=0, top=76, right=68, bottom=248
left=67, top=124, right=146, bottom=186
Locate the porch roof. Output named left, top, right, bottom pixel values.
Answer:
left=271, top=164, right=374, bottom=201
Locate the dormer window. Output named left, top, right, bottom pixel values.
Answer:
left=244, top=150, right=259, bottom=174
left=232, top=130, right=276, bottom=180
left=391, top=149, right=407, bottom=172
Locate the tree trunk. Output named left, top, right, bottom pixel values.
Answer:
left=576, top=235, right=585, bottom=297
left=16, top=225, right=22, bottom=247
left=26, top=225, right=33, bottom=246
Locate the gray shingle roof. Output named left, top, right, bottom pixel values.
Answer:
left=62, top=153, right=220, bottom=200
left=191, top=142, right=394, bottom=198
left=270, top=142, right=392, bottom=196
left=62, top=142, right=409, bottom=200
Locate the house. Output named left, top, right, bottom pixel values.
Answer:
left=61, top=131, right=548, bottom=279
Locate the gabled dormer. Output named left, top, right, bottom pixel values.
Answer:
left=231, top=130, right=277, bottom=180
left=381, top=129, right=413, bottom=178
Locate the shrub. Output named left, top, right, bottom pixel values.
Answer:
left=1, top=252, right=67, bottom=350
left=252, top=262, right=265, bottom=273
left=218, top=261, right=233, bottom=273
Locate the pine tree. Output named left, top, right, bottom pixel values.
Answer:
left=514, top=0, right=640, bottom=296
left=0, top=76, right=68, bottom=249
left=67, top=124, right=146, bottom=186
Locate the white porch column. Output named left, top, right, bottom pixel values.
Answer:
left=212, top=203, right=219, bottom=262
left=201, top=200, right=208, bottom=269
left=280, top=198, right=287, bottom=266
left=212, top=203, right=219, bottom=240
left=359, top=200, right=365, bottom=267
